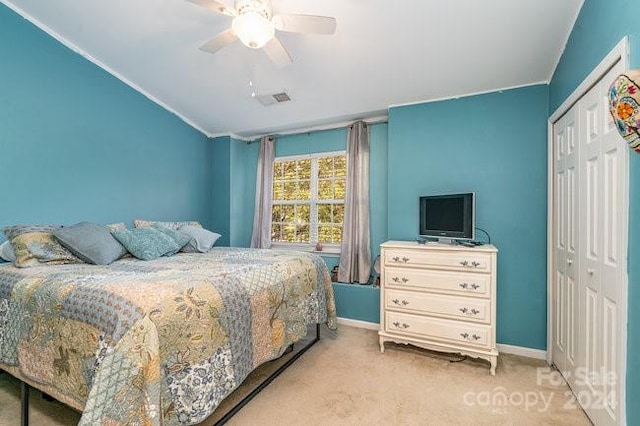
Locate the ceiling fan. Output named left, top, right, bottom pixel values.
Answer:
left=187, top=0, right=337, bottom=67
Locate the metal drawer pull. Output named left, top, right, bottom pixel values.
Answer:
left=392, top=277, right=400, bottom=282
left=471, top=261, right=480, bottom=267
left=459, top=282, right=481, bottom=291
left=392, top=256, right=400, bottom=262
left=401, top=277, right=409, bottom=283
left=402, top=257, right=410, bottom=263
left=392, top=298, right=400, bottom=305
left=392, top=277, right=409, bottom=284
left=392, top=321, right=410, bottom=329
left=402, top=300, right=409, bottom=306
left=459, top=307, right=480, bottom=315
left=393, top=321, right=400, bottom=327
left=471, top=309, right=480, bottom=315
left=392, top=299, right=410, bottom=306
left=459, top=260, right=469, bottom=266
left=460, top=332, right=482, bottom=341
left=459, top=307, right=468, bottom=313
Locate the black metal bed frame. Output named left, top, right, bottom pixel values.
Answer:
left=8, top=323, right=321, bottom=426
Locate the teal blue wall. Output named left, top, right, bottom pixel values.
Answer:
left=210, top=136, right=259, bottom=248
left=332, top=282, right=380, bottom=324
left=230, top=137, right=259, bottom=247
left=322, top=257, right=380, bottom=323
left=275, top=128, right=346, bottom=156
left=0, top=5, right=211, bottom=234
left=210, top=136, right=232, bottom=246
left=209, top=136, right=258, bottom=247
left=548, top=0, right=639, bottom=420
left=388, top=85, right=549, bottom=350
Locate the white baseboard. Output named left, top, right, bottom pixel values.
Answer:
left=497, top=343, right=547, bottom=360
left=337, top=317, right=379, bottom=330
left=337, top=317, right=548, bottom=360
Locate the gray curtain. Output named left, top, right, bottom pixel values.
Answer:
left=250, top=136, right=275, bottom=249
left=338, top=121, right=371, bottom=283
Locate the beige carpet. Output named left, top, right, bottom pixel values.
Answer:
left=0, top=325, right=590, bottom=426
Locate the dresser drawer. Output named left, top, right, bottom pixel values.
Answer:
left=385, top=312, right=492, bottom=349
left=385, top=289, right=491, bottom=323
left=383, top=267, right=490, bottom=297
left=384, top=249, right=492, bottom=272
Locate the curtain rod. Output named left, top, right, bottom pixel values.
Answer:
left=245, top=115, right=388, bottom=143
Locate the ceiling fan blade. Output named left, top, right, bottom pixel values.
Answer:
left=263, top=37, right=292, bottom=67
left=186, top=0, right=236, bottom=17
left=272, top=14, right=336, bottom=35
left=199, top=29, right=238, bottom=53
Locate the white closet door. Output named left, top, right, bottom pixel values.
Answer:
left=551, top=113, right=567, bottom=374
left=577, top=61, right=626, bottom=426
left=599, top=64, right=628, bottom=426
left=564, top=107, right=579, bottom=387
left=551, top=108, right=578, bottom=383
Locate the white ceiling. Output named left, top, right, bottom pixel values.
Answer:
left=3, top=0, right=583, bottom=138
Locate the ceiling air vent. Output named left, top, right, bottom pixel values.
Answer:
left=257, top=92, right=292, bottom=106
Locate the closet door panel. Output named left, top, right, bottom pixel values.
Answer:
left=579, top=83, right=603, bottom=403
left=597, top=65, right=627, bottom=424
left=564, top=113, right=578, bottom=374
left=602, top=297, right=617, bottom=420
left=551, top=116, right=568, bottom=374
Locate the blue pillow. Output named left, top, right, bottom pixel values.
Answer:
left=112, top=228, right=181, bottom=261
left=53, top=222, right=127, bottom=265
left=151, top=224, right=191, bottom=254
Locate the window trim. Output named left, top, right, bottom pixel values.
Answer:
left=270, top=242, right=341, bottom=257
left=270, top=150, right=346, bottom=252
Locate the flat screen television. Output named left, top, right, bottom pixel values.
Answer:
left=419, top=193, right=475, bottom=243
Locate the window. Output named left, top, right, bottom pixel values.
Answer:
left=271, top=151, right=347, bottom=249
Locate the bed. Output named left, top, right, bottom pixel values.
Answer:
left=0, top=247, right=337, bottom=425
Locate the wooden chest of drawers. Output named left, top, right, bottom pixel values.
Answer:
left=379, top=241, right=499, bottom=374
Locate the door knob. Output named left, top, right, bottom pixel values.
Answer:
left=567, top=259, right=573, bottom=265
left=587, top=268, right=595, bottom=275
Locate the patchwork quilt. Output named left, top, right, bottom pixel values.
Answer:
left=0, top=248, right=337, bottom=425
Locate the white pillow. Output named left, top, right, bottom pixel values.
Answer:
left=0, top=241, right=16, bottom=262
left=179, top=226, right=221, bottom=253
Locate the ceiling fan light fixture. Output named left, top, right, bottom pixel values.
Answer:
left=232, top=12, right=274, bottom=49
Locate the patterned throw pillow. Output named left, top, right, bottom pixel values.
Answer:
left=151, top=224, right=191, bottom=254
left=112, top=228, right=181, bottom=261
left=3, top=224, right=81, bottom=268
left=134, top=220, right=203, bottom=231
left=106, top=222, right=127, bottom=233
